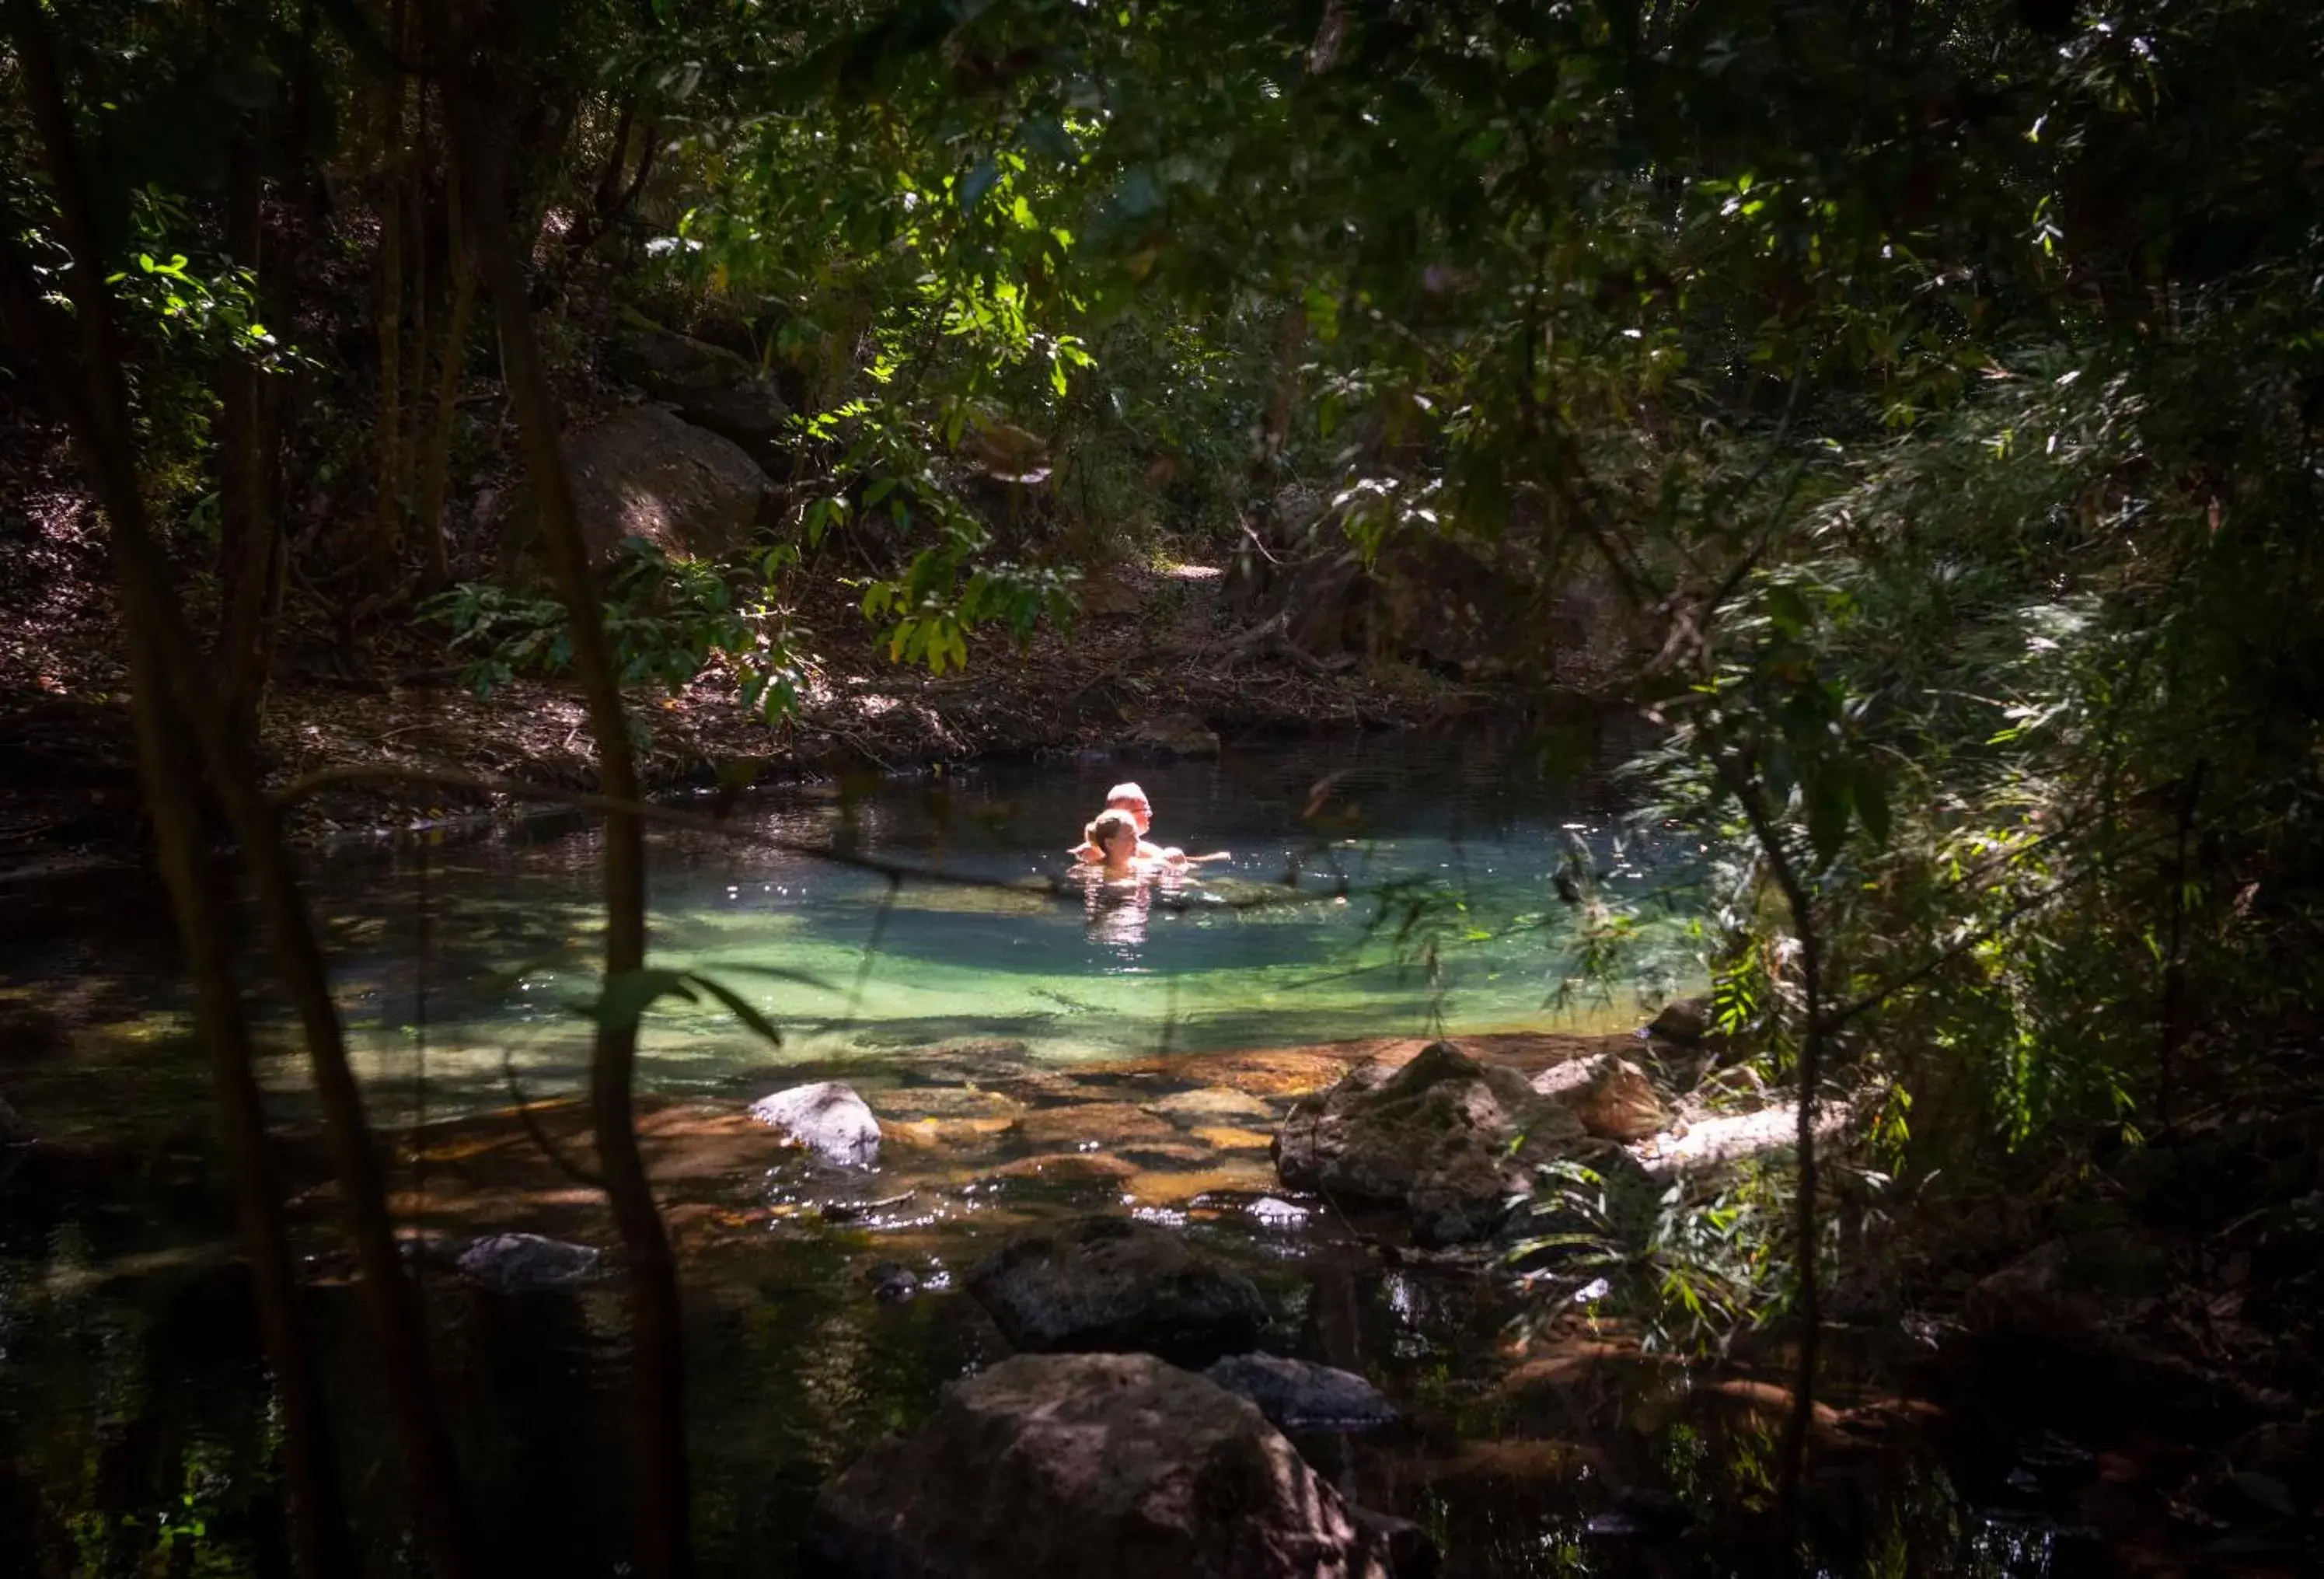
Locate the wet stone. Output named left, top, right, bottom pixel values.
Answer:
left=1203, top=1354, right=1400, bottom=1432
left=1146, top=1086, right=1278, bottom=1125
left=1275, top=1040, right=1593, bottom=1246
left=750, top=1081, right=881, bottom=1168
left=965, top=1213, right=1268, bottom=1367
left=1014, top=1101, right=1179, bottom=1151
left=808, top=1352, right=1394, bottom=1579
left=450, top=1232, right=602, bottom=1294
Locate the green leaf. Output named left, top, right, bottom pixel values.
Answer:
left=581, top=967, right=699, bottom=1032
left=681, top=971, right=783, bottom=1048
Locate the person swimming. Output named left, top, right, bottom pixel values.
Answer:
left=1080, top=807, right=1148, bottom=881
left=1070, top=781, right=1230, bottom=870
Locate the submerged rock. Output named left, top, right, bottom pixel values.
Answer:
left=1531, top=1055, right=1669, bottom=1142
left=808, top=1351, right=1399, bottom=1578
left=1203, top=1354, right=1399, bottom=1432
left=452, top=1233, right=602, bottom=1294
left=752, top=1081, right=881, bottom=1167
left=965, top=1213, right=1268, bottom=1366
left=864, top=1260, right=920, bottom=1304
left=1149, top=1086, right=1279, bottom=1126
left=1273, top=1040, right=1591, bottom=1245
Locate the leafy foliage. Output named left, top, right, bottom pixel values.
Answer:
left=424, top=539, right=812, bottom=722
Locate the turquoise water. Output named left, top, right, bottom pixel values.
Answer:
left=306, top=727, right=1705, bottom=1116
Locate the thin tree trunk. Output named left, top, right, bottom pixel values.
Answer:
left=0, top=5, right=474, bottom=1571
left=374, top=0, right=410, bottom=575
left=438, top=25, right=692, bottom=1577
left=121, top=613, right=354, bottom=1579
left=1714, top=749, right=1825, bottom=1534
left=417, top=143, right=476, bottom=593
left=217, top=132, right=274, bottom=731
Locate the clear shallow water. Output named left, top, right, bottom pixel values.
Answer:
left=0, top=726, right=2122, bottom=1578
left=302, top=728, right=1707, bottom=1120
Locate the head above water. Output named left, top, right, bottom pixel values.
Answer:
left=1104, top=782, right=1153, bottom=832
left=1085, top=808, right=1142, bottom=862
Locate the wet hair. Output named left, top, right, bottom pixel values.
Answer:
left=1085, top=808, right=1140, bottom=854
left=1104, top=782, right=1152, bottom=815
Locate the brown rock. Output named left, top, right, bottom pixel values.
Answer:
left=1646, top=997, right=1713, bottom=1044
left=965, top=1214, right=1268, bottom=1366
left=558, top=406, right=769, bottom=563
left=1274, top=1040, right=1589, bottom=1245
left=1531, top=1055, right=1668, bottom=1142
left=1148, top=1086, right=1278, bottom=1126
left=808, top=1352, right=1395, bottom=1578
left=1016, top=1101, right=1181, bottom=1151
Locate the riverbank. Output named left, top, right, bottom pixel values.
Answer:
left=0, top=554, right=1526, bottom=879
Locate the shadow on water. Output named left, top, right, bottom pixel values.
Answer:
left=0, top=729, right=2116, bottom=1576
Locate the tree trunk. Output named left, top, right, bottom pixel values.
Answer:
left=0, top=5, right=475, bottom=1570
left=438, top=22, right=693, bottom=1577
left=216, top=133, right=280, bottom=733
left=416, top=141, right=476, bottom=594
left=373, top=0, right=410, bottom=577
left=122, top=613, right=354, bottom=1578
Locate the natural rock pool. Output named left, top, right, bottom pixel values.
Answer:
left=0, top=731, right=2106, bottom=1576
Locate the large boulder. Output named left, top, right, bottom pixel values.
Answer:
left=560, top=405, right=769, bottom=563
left=1273, top=1041, right=1590, bottom=1245
left=808, top=1351, right=1398, bottom=1578
left=609, top=315, right=788, bottom=447
left=1530, top=1055, right=1669, bottom=1142
left=965, top=1214, right=1268, bottom=1366
left=751, top=1081, right=881, bottom=1168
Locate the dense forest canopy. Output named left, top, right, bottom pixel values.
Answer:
left=3, top=0, right=2322, bottom=1573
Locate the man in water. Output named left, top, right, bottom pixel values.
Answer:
left=1070, top=782, right=1228, bottom=869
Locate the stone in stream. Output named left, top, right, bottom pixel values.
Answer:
left=965, top=1213, right=1268, bottom=1367
left=1202, top=1354, right=1400, bottom=1433
left=1272, top=1040, right=1593, bottom=1246
left=1530, top=1054, right=1670, bottom=1143
left=750, top=1081, right=881, bottom=1167
left=808, top=1351, right=1407, bottom=1578
left=450, top=1233, right=602, bottom=1294
left=1147, top=1085, right=1278, bottom=1125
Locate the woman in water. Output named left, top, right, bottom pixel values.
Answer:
left=1080, top=808, right=1149, bottom=881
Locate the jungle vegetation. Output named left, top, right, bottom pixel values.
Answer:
left=3, top=0, right=2320, bottom=1571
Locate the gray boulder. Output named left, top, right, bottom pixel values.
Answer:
left=609, top=315, right=787, bottom=447
left=965, top=1214, right=1268, bottom=1367
left=751, top=1081, right=881, bottom=1168
left=808, top=1351, right=1398, bottom=1578
left=1273, top=1040, right=1592, bottom=1245
left=1202, top=1354, right=1398, bottom=1432
left=560, top=405, right=769, bottom=564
